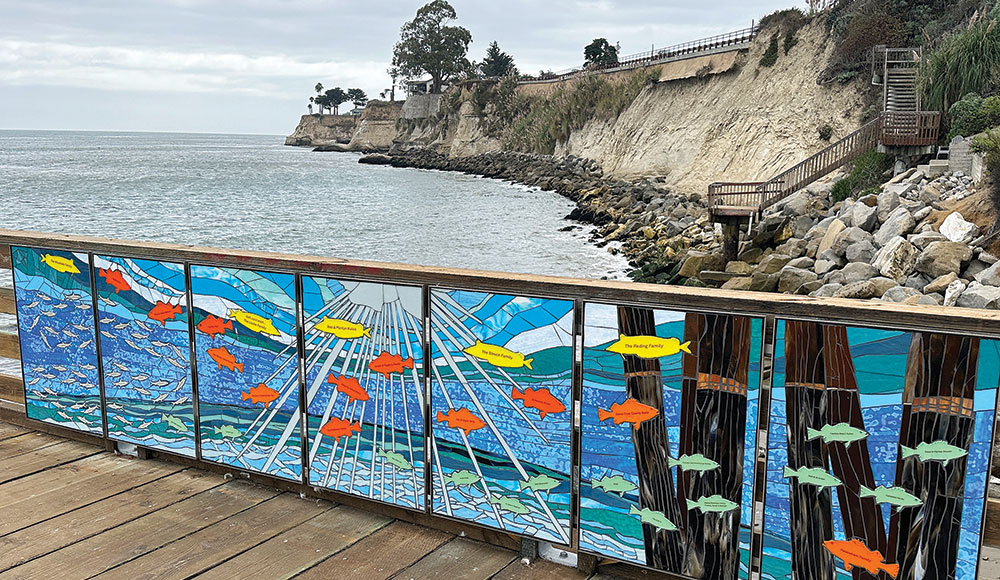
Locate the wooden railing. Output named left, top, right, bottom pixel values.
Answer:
left=880, top=111, right=941, bottom=146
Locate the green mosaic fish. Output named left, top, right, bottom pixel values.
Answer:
left=806, top=423, right=870, bottom=446
left=377, top=448, right=413, bottom=471
left=488, top=494, right=531, bottom=515
left=160, top=414, right=188, bottom=433
left=668, top=453, right=720, bottom=474
left=443, top=470, right=481, bottom=487
left=686, top=494, right=739, bottom=514
left=628, top=505, right=678, bottom=531
left=859, top=485, right=922, bottom=509
left=783, top=466, right=842, bottom=489
left=901, top=441, right=967, bottom=464
left=519, top=474, right=561, bottom=494
left=213, top=425, right=242, bottom=439
left=592, top=475, right=638, bottom=497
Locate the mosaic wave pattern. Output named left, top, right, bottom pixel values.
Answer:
left=191, top=265, right=301, bottom=481
left=429, top=290, right=574, bottom=544
left=579, top=304, right=762, bottom=578
left=302, top=276, right=425, bottom=509
left=94, top=256, right=195, bottom=456
left=762, top=321, right=1000, bottom=580
left=13, top=247, right=103, bottom=434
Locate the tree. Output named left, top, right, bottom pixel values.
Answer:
left=314, top=82, right=324, bottom=95
left=584, top=38, right=620, bottom=67
left=315, top=87, right=349, bottom=114
left=479, top=41, right=517, bottom=78
left=347, top=88, right=368, bottom=108
left=392, top=0, right=472, bottom=93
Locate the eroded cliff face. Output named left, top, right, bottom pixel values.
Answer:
left=348, top=101, right=403, bottom=151
left=285, top=114, right=357, bottom=147
left=553, top=20, right=866, bottom=192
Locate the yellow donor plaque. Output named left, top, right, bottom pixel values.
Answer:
left=313, top=317, right=372, bottom=339
left=463, top=340, right=533, bottom=370
left=228, top=309, right=280, bottom=336
left=606, top=334, right=691, bottom=359
left=40, top=254, right=80, bottom=274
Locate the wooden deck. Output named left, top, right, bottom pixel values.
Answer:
left=0, top=420, right=638, bottom=580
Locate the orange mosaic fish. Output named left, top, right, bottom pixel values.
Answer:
left=197, top=314, right=233, bottom=338
left=823, top=539, right=899, bottom=578
left=320, top=417, right=362, bottom=441
left=598, top=398, right=660, bottom=428
left=242, top=384, right=280, bottom=408
left=436, top=407, right=486, bottom=436
left=328, top=374, right=369, bottom=403
left=148, top=301, right=182, bottom=326
left=98, top=268, right=131, bottom=294
left=368, top=352, right=414, bottom=379
left=512, top=386, right=566, bottom=419
left=207, top=346, right=244, bottom=373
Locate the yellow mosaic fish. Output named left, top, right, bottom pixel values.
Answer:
left=228, top=309, right=280, bottom=336
left=40, top=254, right=80, bottom=274
left=463, top=340, right=533, bottom=370
left=313, top=317, right=371, bottom=339
left=606, top=334, right=691, bottom=359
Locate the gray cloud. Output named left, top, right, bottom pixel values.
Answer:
left=0, top=0, right=796, bottom=134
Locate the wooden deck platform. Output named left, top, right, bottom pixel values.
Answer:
left=0, top=421, right=636, bottom=580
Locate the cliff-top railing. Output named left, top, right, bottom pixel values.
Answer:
left=519, top=25, right=758, bottom=84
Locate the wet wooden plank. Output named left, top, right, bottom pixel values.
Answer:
left=295, top=521, right=452, bottom=580
left=0, top=453, right=135, bottom=511
left=492, top=559, right=589, bottom=580
left=0, top=373, right=24, bottom=406
left=197, top=504, right=392, bottom=580
left=389, top=537, right=517, bottom=580
left=0, top=331, right=19, bottom=361
left=91, top=492, right=330, bottom=580
left=0, top=469, right=223, bottom=571
left=0, top=439, right=102, bottom=484
left=0, top=431, right=63, bottom=458
left=0, top=421, right=28, bottom=440
left=0, top=287, right=13, bottom=315
left=0, top=481, right=279, bottom=579
left=0, top=456, right=182, bottom=536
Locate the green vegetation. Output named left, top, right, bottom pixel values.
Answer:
left=757, top=8, right=807, bottom=68
left=346, top=88, right=368, bottom=109
left=818, top=124, right=834, bottom=141
left=392, top=1, right=472, bottom=94
left=831, top=150, right=893, bottom=202
left=783, top=29, right=799, bottom=54
left=760, top=34, right=780, bottom=67
left=584, top=38, right=620, bottom=67
left=972, top=128, right=1000, bottom=218
left=946, top=93, right=1000, bottom=140
left=480, top=41, right=518, bottom=78
left=920, top=16, right=1000, bottom=113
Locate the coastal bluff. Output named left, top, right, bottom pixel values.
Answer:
left=284, top=114, right=356, bottom=147
left=285, top=101, right=402, bottom=150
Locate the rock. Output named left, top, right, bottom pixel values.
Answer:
left=915, top=241, right=973, bottom=279
left=908, top=231, right=947, bottom=250
left=980, top=251, right=999, bottom=265
left=831, top=227, right=873, bottom=258
left=924, top=272, right=959, bottom=294
left=721, top=277, right=753, bottom=290
left=912, top=206, right=933, bottom=222
left=975, top=262, right=1000, bottom=287
left=904, top=274, right=929, bottom=290
left=903, top=294, right=943, bottom=306
left=870, top=277, right=900, bottom=297
left=871, top=236, right=919, bottom=282
left=776, top=238, right=807, bottom=259
left=724, top=261, right=754, bottom=275
left=787, top=257, right=815, bottom=270
left=800, top=280, right=824, bottom=294
left=874, top=207, right=916, bottom=247
left=817, top=219, right=846, bottom=257
left=678, top=251, right=724, bottom=279
left=791, top=216, right=815, bottom=238
left=749, top=272, right=779, bottom=292
left=883, top=286, right=920, bottom=302
left=811, top=283, right=843, bottom=297
left=939, top=211, right=979, bottom=244
left=876, top=188, right=900, bottom=223
left=818, top=249, right=846, bottom=267
left=738, top=247, right=764, bottom=263
left=358, top=153, right=392, bottom=165
left=851, top=203, right=878, bottom=232
left=943, top=279, right=968, bottom=307
left=956, top=284, right=1000, bottom=309
left=845, top=239, right=876, bottom=264
left=834, top=280, right=880, bottom=299
left=756, top=253, right=793, bottom=275
left=778, top=266, right=819, bottom=293
left=814, top=259, right=839, bottom=276
left=826, top=262, right=879, bottom=285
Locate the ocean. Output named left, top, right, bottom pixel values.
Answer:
left=0, top=129, right=631, bottom=374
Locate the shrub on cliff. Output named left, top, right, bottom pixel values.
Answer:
left=759, top=34, right=780, bottom=67
left=921, top=15, right=1000, bottom=112
left=831, top=149, right=892, bottom=201
left=946, top=93, right=1000, bottom=140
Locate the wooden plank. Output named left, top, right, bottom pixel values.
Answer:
left=389, top=537, right=517, bottom=580
left=0, top=430, right=63, bottom=457
left=0, top=229, right=997, bottom=339
left=294, top=521, right=452, bottom=580
left=0, top=481, right=279, bottom=579
left=492, top=558, right=589, bottom=580
left=90, top=492, right=330, bottom=580
left=0, top=453, right=137, bottom=512
left=0, top=243, right=9, bottom=269
left=0, top=287, right=13, bottom=315
left=0, top=421, right=29, bottom=440
left=0, top=331, right=19, bottom=360
left=0, top=373, right=24, bottom=405
left=0, top=455, right=183, bottom=536
left=0, top=469, right=223, bottom=571
left=986, top=499, right=1000, bottom=546
left=197, top=504, right=392, bottom=580
left=0, top=439, right=101, bottom=484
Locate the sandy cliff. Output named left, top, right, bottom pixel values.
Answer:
left=285, top=114, right=357, bottom=147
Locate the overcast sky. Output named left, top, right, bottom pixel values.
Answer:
left=0, top=0, right=798, bottom=135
